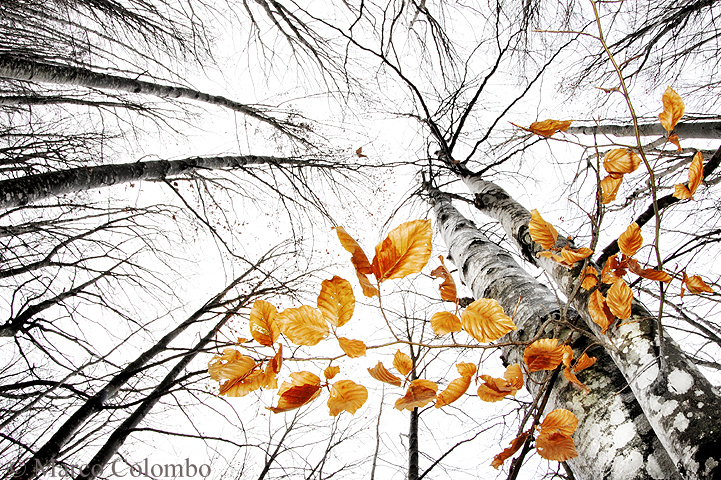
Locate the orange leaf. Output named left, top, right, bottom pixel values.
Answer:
left=528, top=119, right=573, bottom=137
left=600, top=175, right=623, bottom=204
left=536, top=432, right=578, bottom=462
left=559, top=246, right=594, bottom=266
left=221, top=371, right=266, bottom=397
left=504, top=363, right=524, bottom=391
left=249, top=300, right=280, bottom=347
left=268, top=371, right=322, bottom=413
left=491, top=432, right=529, bottom=469
left=394, top=379, right=438, bottom=411
left=324, top=365, right=340, bottom=380
left=337, top=337, right=367, bottom=358
left=435, top=375, right=472, bottom=408
left=528, top=210, right=558, bottom=249
left=669, top=134, right=682, bottom=151
left=561, top=344, right=573, bottom=368
left=600, top=256, right=623, bottom=284
left=627, top=258, right=672, bottom=283
left=588, top=289, right=614, bottom=333
left=573, top=352, right=597, bottom=373
left=367, top=362, right=402, bottom=387
left=603, top=149, right=641, bottom=177
left=430, top=311, right=462, bottom=336
left=607, top=279, right=633, bottom=319
left=327, top=380, right=368, bottom=416
left=394, top=350, right=413, bottom=376
left=456, top=362, right=477, bottom=378
left=317, top=276, right=355, bottom=328
left=563, top=367, right=590, bottom=394
left=580, top=266, right=598, bottom=290
left=208, top=349, right=260, bottom=396
left=355, top=270, right=380, bottom=298
left=263, top=344, right=283, bottom=390
left=673, top=183, right=693, bottom=200
left=335, top=226, right=373, bottom=275
left=523, top=339, right=564, bottom=372
left=539, top=409, right=579, bottom=437
left=683, top=271, right=714, bottom=294
left=277, top=306, right=328, bottom=346
left=674, top=151, right=704, bottom=200
left=371, top=220, right=432, bottom=282
left=618, top=222, right=643, bottom=257
left=477, top=364, right=524, bottom=402
left=460, top=298, right=517, bottom=343
left=430, top=255, right=457, bottom=302
left=658, top=86, right=685, bottom=132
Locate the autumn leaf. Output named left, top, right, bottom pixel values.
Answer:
left=394, top=379, right=438, bottom=411
left=371, top=219, right=432, bottom=282
left=367, top=362, right=402, bottom=387
left=658, top=86, right=685, bottom=132
left=430, top=255, right=457, bottom=302
left=263, top=344, right=283, bottom=390
left=561, top=344, right=573, bottom=368
left=627, top=258, right=672, bottom=283
left=669, top=134, right=682, bottom=151
left=324, top=365, right=340, bottom=380
left=335, top=226, right=373, bottom=275
left=456, top=362, right=477, bottom=378
left=600, top=175, right=623, bottom=204
left=563, top=367, right=590, bottom=394
left=527, top=119, right=573, bottom=137
left=208, top=349, right=256, bottom=384
left=317, top=276, right=355, bottom=328
left=268, top=371, right=322, bottom=413
left=683, top=271, right=714, bottom=294
left=523, top=339, right=564, bottom=372
left=430, top=311, right=462, bottom=336
left=559, top=246, right=594, bottom=266
left=618, top=222, right=643, bottom=257
left=588, top=289, right=614, bottom=333
left=539, top=409, right=579, bottom=437
left=327, top=380, right=368, bottom=416
left=460, top=298, right=517, bottom=343
left=536, top=432, right=578, bottom=462
left=600, top=255, right=624, bottom=284
left=277, top=306, right=329, bottom=346
left=355, top=146, right=368, bottom=158
left=673, top=151, right=704, bottom=200
left=491, top=432, right=529, bottom=469
left=603, top=149, right=641, bottom=177
left=528, top=210, right=558, bottom=249
left=607, top=279, right=633, bottom=319
left=221, top=371, right=266, bottom=397
left=477, top=364, right=524, bottom=402
left=337, top=337, right=367, bottom=358
left=580, top=266, right=598, bottom=290
left=355, top=270, right=380, bottom=298
left=435, top=375, right=472, bottom=408
left=249, top=300, right=279, bottom=347
left=393, top=350, right=413, bottom=376
left=573, top=352, right=597, bottom=373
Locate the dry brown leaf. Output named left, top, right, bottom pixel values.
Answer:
left=607, top=279, right=633, bottom=319
left=528, top=119, right=573, bottom=137
left=268, top=371, right=322, bottom=413
left=673, top=151, right=704, bottom=200
left=536, top=432, right=578, bottom=462
left=460, top=298, right=517, bottom=343
left=277, top=306, right=328, bottom=346
left=435, top=375, right=471, bottom=408
left=430, top=255, right=457, bottom=302
left=659, top=86, right=685, bottom=132
left=394, top=350, right=413, bottom=376
left=523, top=339, right=564, bottom=372
left=371, top=219, right=432, bottom=282
left=588, top=289, right=614, bottom=334
left=317, top=276, right=355, bottom=328
left=335, top=226, right=373, bottom=275
left=324, top=365, right=340, bottom=380
left=355, top=270, right=380, bottom=298
left=618, top=222, right=643, bottom=257
left=367, top=362, right=402, bottom=387
left=355, top=147, right=368, bottom=158
left=491, top=432, right=529, bottom=469
left=337, top=337, right=367, bottom=358
left=683, top=272, right=714, bottom=294
left=327, top=380, right=368, bottom=416
left=603, top=149, right=641, bottom=177
left=430, top=311, right=462, bottom=336
left=249, top=300, right=280, bottom=347
left=528, top=210, right=558, bottom=249
left=573, top=352, right=597, bottom=373
left=394, top=379, right=438, bottom=411
left=580, top=266, right=598, bottom=290
left=600, top=175, right=623, bottom=204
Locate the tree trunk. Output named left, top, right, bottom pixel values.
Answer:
left=461, top=172, right=721, bottom=479
left=428, top=185, right=680, bottom=479
left=566, top=121, right=721, bottom=139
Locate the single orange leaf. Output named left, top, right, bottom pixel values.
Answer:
left=528, top=119, right=573, bottom=137
left=208, top=349, right=257, bottom=384
left=371, top=219, right=432, bottom=282
left=324, top=365, right=340, bottom=380
left=367, top=362, right=402, bottom=387
left=674, top=151, right=704, bottom=200
left=477, top=364, right=524, bottom=402
left=523, top=339, right=564, bottom=372
left=435, top=375, right=472, bottom=408
left=683, top=271, right=714, bottom=294
left=430, top=255, right=457, bottom=302
left=249, top=300, right=280, bottom=347
left=317, top=276, right=355, bottom=328
left=573, top=352, right=597, bottom=373
left=673, top=183, right=693, bottom=200
left=528, top=209, right=558, bottom=249
left=618, top=222, right=643, bottom=257
left=430, top=311, right=462, bottom=336
left=337, top=337, right=367, bottom=358
left=658, top=86, right=685, bottom=132
left=504, top=363, right=524, bottom=391
left=603, top=149, right=641, bottom=177
left=393, top=350, right=413, bottom=376
left=460, top=298, right=517, bottom=343
left=669, top=134, right=682, bottom=151
left=263, top=344, right=283, bottom=390
left=536, top=432, right=578, bottom=462
left=394, top=379, right=438, bottom=411
left=588, top=289, right=614, bottom=333
left=456, top=362, right=477, bottom=378
left=627, top=258, right=672, bottom=283
left=268, top=371, right=322, bottom=413
left=562, top=344, right=573, bottom=368
left=221, top=371, right=266, bottom=397
left=491, top=432, right=529, bottom=469
left=580, top=266, right=598, bottom=290
left=607, top=279, right=633, bottom=319
left=335, top=226, right=373, bottom=275
left=563, top=367, right=590, bottom=394
left=539, top=409, right=579, bottom=437
left=355, top=270, right=379, bottom=298
left=277, top=306, right=329, bottom=346
left=600, top=175, right=623, bottom=204
left=327, top=380, right=368, bottom=416
left=600, top=256, right=623, bottom=284
left=559, top=246, right=594, bottom=266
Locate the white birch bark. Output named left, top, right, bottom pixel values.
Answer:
left=566, top=121, right=721, bottom=139
left=428, top=186, right=679, bottom=479
left=462, top=172, right=721, bottom=479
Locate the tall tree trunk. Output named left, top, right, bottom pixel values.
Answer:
left=461, top=172, right=721, bottom=479
left=427, top=185, right=679, bottom=479
left=566, top=121, right=721, bottom=139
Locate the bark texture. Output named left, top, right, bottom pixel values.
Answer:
left=462, top=172, right=721, bottom=479
left=429, top=187, right=679, bottom=479
left=566, top=121, right=721, bottom=139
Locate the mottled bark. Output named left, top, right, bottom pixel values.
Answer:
left=566, top=121, right=721, bottom=139
left=0, top=155, right=320, bottom=209
left=428, top=186, right=679, bottom=479
left=462, top=172, right=721, bottom=479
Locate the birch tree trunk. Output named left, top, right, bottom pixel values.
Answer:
left=566, top=121, right=721, bottom=139
left=428, top=185, right=679, bottom=479
left=461, top=172, right=721, bottom=479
